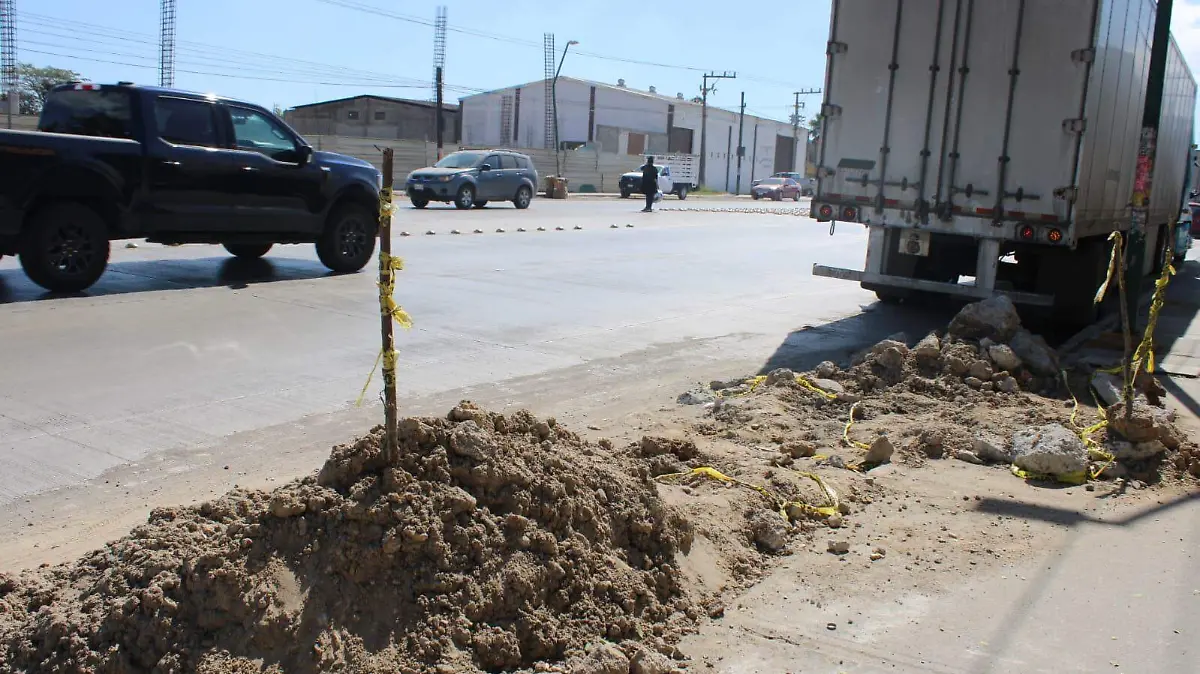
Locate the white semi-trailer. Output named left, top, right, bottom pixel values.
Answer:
left=810, top=0, right=1197, bottom=325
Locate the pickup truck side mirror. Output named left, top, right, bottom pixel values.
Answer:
left=479, top=163, right=491, bottom=172
left=297, top=144, right=314, bottom=166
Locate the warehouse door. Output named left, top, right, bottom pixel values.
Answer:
left=627, top=132, right=646, bottom=156
left=669, top=127, right=694, bottom=153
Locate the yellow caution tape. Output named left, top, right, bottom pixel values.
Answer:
left=842, top=401, right=871, bottom=450
left=1061, top=370, right=1114, bottom=480
left=797, top=375, right=839, bottom=400
left=1132, top=257, right=1175, bottom=375
left=1011, top=464, right=1088, bottom=486
left=357, top=188, right=411, bottom=406
left=715, top=374, right=839, bottom=400
left=655, top=466, right=840, bottom=519
left=1094, top=231, right=1123, bottom=305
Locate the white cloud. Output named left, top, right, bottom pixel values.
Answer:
left=1172, top=1, right=1200, bottom=76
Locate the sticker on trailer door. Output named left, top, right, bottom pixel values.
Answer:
left=899, top=230, right=930, bottom=257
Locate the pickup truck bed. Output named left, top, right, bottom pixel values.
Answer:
left=0, top=83, right=383, bottom=292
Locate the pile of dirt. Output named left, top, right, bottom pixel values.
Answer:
left=0, top=403, right=696, bottom=674
left=677, top=296, right=1197, bottom=484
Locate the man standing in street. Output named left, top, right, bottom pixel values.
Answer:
left=641, top=156, right=659, bottom=212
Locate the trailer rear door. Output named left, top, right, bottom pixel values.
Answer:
left=943, top=0, right=1097, bottom=223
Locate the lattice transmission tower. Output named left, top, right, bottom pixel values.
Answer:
left=432, top=5, right=446, bottom=101
left=1, top=0, right=17, bottom=117
left=543, top=33, right=555, bottom=150
left=159, top=0, right=177, bottom=87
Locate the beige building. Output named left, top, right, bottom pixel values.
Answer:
left=284, top=95, right=460, bottom=142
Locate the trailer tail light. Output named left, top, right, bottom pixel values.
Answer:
left=841, top=206, right=858, bottom=222
left=815, top=203, right=834, bottom=221
left=1018, top=224, right=1036, bottom=240
left=1047, top=228, right=1063, bottom=243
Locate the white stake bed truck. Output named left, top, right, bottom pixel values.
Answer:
left=810, top=0, right=1197, bottom=325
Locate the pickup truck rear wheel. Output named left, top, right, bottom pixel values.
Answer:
left=223, top=243, right=272, bottom=259
left=20, top=203, right=110, bottom=293
left=677, top=186, right=689, bottom=200
left=316, top=203, right=376, bottom=273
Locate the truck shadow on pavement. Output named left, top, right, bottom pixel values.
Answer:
left=756, top=299, right=959, bottom=374
left=0, top=256, right=339, bottom=304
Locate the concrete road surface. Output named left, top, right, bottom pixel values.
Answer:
left=0, top=198, right=957, bottom=501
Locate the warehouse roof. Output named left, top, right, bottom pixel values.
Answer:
left=460, top=76, right=787, bottom=124
left=289, top=95, right=460, bottom=111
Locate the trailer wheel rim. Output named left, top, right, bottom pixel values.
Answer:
left=47, top=223, right=97, bottom=276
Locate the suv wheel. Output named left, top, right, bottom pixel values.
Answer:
left=316, top=203, right=376, bottom=273
left=620, top=190, right=631, bottom=199
left=473, top=200, right=489, bottom=209
left=410, top=196, right=429, bottom=209
left=223, top=243, right=272, bottom=259
left=19, top=202, right=110, bottom=293
left=513, top=185, right=533, bottom=210
left=454, top=185, right=475, bottom=210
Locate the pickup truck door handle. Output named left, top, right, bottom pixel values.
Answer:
left=241, top=166, right=258, bottom=172
left=163, top=160, right=182, bottom=167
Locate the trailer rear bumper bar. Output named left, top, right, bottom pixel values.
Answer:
left=811, top=264, right=1054, bottom=306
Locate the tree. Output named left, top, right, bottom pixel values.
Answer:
left=0, top=64, right=82, bottom=115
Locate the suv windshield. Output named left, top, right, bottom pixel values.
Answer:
left=435, top=152, right=485, bottom=169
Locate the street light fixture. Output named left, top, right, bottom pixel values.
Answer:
left=552, top=39, right=579, bottom=177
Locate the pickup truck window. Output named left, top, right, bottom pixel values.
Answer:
left=38, top=89, right=134, bottom=140
left=230, top=107, right=298, bottom=162
left=155, top=97, right=219, bottom=148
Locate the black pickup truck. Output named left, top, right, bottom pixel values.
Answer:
left=0, top=83, right=382, bottom=292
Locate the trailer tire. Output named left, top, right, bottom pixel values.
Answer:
left=875, top=291, right=906, bottom=305
left=1041, top=239, right=1109, bottom=329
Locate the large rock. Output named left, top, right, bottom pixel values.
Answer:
left=1105, top=439, right=1168, bottom=461
left=629, top=647, right=675, bottom=674
left=988, top=344, right=1023, bottom=372
left=1010, top=329, right=1058, bottom=376
left=912, top=333, right=942, bottom=360
left=765, top=368, right=796, bottom=386
left=1011, top=424, right=1088, bottom=476
left=1107, top=399, right=1180, bottom=447
left=815, top=361, right=838, bottom=378
left=948, top=296, right=1022, bottom=342
left=863, top=435, right=895, bottom=464
left=968, top=360, right=994, bottom=381
left=974, top=433, right=1013, bottom=463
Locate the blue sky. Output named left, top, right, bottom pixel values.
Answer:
left=15, top=0, right=832, bottom=122
left=15, top=0, right=1200, bottom=129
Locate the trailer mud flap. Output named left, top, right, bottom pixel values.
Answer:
left=811, top=264, right=1054, bottom=306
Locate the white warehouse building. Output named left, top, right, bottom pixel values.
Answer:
left=459, top=77, right=805, bottom=193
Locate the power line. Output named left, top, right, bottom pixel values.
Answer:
left=309, top=0, right=815, bottom=87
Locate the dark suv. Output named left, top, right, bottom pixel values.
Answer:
left=405, top=150, right=537, bottom=210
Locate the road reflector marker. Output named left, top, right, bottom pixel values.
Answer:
left=574, top=225, right=583, bottom=230
left=399, top=231, right=411, bottom=237
left=517, top=227, right=527, bottom=232
left=425, top=230, right=436, bottom=235
left=450, top=229, right=462, bottom=235
left=555, top=226, right=565, bottom=231
left=496, top=228, right=506, bottom=233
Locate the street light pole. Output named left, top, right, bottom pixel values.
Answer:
left=552, top=39, right=578, bottom=177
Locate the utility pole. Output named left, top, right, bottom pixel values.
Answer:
left=699, top=71, right=736, bottom=187
left=1121, top=0, right=1174, bottom=420
left=435, top=66, right=445, bottom=159
left=735, top=92, right=746, bottom=194
left=792, top=88, right=821, bottom=173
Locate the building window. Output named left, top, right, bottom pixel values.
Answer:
left=374, top=110, right=386, bottom=121
left=347, top=110, right=360, bottom=120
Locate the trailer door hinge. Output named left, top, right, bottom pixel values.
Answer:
left=821, top=103, right=843, bottom=119
left=1062, top=118, right=1087, bottom=134
left=1071, top=48, right=1096, bottom=64
left=827, top=41, right=848, bottom=55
